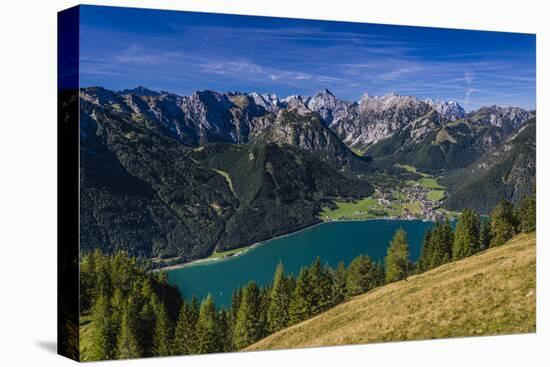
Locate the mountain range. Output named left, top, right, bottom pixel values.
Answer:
left=81, top=86, right=533, bottom=159
left=77, top=86, right=535, bottom=258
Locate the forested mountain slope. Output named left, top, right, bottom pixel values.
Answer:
left=443, top=118, right=536, bottom=214
left=79, top=93, right=372, bottom=259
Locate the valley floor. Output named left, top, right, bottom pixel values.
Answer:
left=247, top=232, right=536, bottom=351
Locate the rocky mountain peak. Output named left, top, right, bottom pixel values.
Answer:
left=306, top=89, right=352, bottom=126
left=119, top=85, right=160, bottom=97
left=468, top=105, right=534, bottom=134
left=425, top=98, right=466, bottom=122
left=359, top=92, right=427, bottom=114
left=249, top=92, right=281, bottom=112
left=308, top=88, right=336, bottom=105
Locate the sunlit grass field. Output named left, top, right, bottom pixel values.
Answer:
left=248, top=232, right=536, bottom=350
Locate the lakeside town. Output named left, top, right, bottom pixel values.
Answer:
left=321, top=173, right=456, bottom=222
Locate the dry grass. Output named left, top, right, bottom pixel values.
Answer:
left=247, top=232, right=536, bottom=351
left=435, top=128, right=458, bottom=144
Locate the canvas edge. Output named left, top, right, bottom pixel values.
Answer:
left=57, top=5, right=81, bottom=362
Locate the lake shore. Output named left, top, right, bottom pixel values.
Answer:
left=150, top=242, right=259, bottom=272
left=152, top=217, right=425, bottom=272
left=164, top=218, right=437, bottom=307
left=151, top=221, right=329, bottom=272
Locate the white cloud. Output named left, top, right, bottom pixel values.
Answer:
left=464, top=71, right=474, bottom=84
left=296, top=73, right=312, bottom=80
left=465, top=87, right=475, bottom=107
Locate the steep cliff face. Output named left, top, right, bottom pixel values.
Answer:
left=425, top=98, right=466, bottom=122
left=251, top=108, right=371, bottom=172
left=329, top=93, right=440, bottom=150
left=467, top=105, right=535, bottom=134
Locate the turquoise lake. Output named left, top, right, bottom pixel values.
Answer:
left=166, top=220, right=435, bottom=308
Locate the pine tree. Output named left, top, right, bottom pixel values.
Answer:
left=346, top=254, right=383, bottom=297
left=173, top=301, right=197, bottom=355
left=233, top=282, right=261, bottom=349
left=78, top=251, right=188, bottom=360
left=480, top=218, right=491, bottom=250
left=490, top=198, right=518, bottom=247
left=228, top=288, right=241, bottom=349
left=385, top=228, right=411, bottom=283
left=258, top=286, right=270, bottom=340
left=216, top=309, right=233, bottom=353
left=116, top=298, right=142, bottom=359
left=110, top=288, right=124, bottom=337
left=308, top=258, right=335, bottom=314
left=332, top=261, right=347, bottom=304
left=428, top=220, right=454, bottom=268
left=152, top=303, right=172, bottom=357
left=96, top=253, right=112, bottom=299
left=80, top=252, right=97, bottom=312
left=287, top=275, right=296, bottom=296
left=453, top=209, right=481, bottom=260
left=517, top=192, right=536, bottom=233
left=317, top=263, right=336, bottom=312
left=309, top=258, right=323, bottom=314
left=374, top=261, right=385, bottom=284
left=190, top=296, right=200, bottom=325
left=230, top=288, right=242, bottom=327
left=195, top=294, right=218, bottom=354
left=90, top=294, right=116, bottom=361
left=288, top=267, right=314, bottom=324
left=267, top=262, right=291, bottom=333
left=137, top=296, right=156, bottom=357
left=417, top=229, right=433, bottom=273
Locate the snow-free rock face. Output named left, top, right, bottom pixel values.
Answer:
left=425, top=98, right=466, bottom=122
left=249, top=92, right=283, bottom=112
left=306, top=89, right=355, bottom=126
left=119, top=85, right=160, bottom=97
left=250, top=108, right=371, bottom=171
left=82, top=87, right=270, bottom=146
left=80, top=86, right=533, bottom=159
left=467, top=105, right=535, bottom=134
left=329, top=93, right=440, bottom=150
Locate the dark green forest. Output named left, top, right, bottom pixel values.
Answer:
left=80, top=97, right=373, bottom=260
left=80, top=192, right=535, bottom=361
left=443, top=119, right=536, bottom=214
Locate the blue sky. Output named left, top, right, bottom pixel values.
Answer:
left=79, top=5, right=536, bottom=111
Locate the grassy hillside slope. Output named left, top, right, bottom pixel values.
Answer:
left=248, top=232, right=536, bottom=351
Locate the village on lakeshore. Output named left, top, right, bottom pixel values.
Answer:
left=321, top=165, right=456, bottom=222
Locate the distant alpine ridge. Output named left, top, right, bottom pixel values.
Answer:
left=81, top=86, right=534, bottom=157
